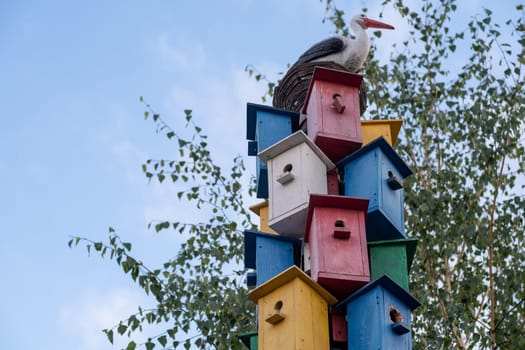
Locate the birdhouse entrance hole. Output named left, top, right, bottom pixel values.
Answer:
left=387, top=170, right=403, bottom=190
left=277, top=163, right=295, bottom=185
left=389, top=305, right=410, bottom=335
left=333, top=219, right=351, bottom=239
left=332, top=93, right=346, bottom=114
left=265, top=300, right=285, bottom=325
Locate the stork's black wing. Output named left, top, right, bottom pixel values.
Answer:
left=294, top=36, right=345, bottom=65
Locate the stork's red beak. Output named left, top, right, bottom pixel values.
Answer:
left=363, top=17, right=395, bottom=30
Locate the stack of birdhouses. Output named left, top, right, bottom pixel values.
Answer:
left=240, top=67, right=421, bottom=350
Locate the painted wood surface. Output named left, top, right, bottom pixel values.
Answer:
left=368, top=238, right=418, bottom=291
left=303, top=67, right=363, bottom=162
left=337, top=137, right=412, bottom=241
left=258, top=131, right=334, bottom=237
left=239, top=331, right=258, bottom=350
left=246, top=103, right=299, bottom=198
left=361, top=119, right=402, bottom=146
left=249, top=200, right=278, bottom=234
left=244, top=230, right=302, bottom=286
left=304, top=194, right=370, bottom=298
left=336, top=275, right=421, bottom=350
left=248, top=266, right=336, bottom=350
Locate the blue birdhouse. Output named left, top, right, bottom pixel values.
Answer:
left=336, top=274, right=421, bottom=350
left=246, top=103, right=300, bottom=198
left=337, top=137, right=413, bottom=241
left=244, top=230, right=302, bottom=286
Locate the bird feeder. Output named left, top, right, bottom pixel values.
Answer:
left=368, top=238, right=418, bottom=291
left=246, top=103, right=300, bottom=198
left=244, top=230, right=302, bottom=286
left=302, top=67, right=363, bottom=162
left=336, top=274, right=421, bottom=350
left=248, top=266, right=337, bottom=350
left=337, top=137, right=412, bottom=241
left=258, top=130, right=334, bottom=237
left=304, top=194, right=370, bottom=298
left=249, top=200, right=278, bottom=235
left=361, top=119, right=403, bottom=147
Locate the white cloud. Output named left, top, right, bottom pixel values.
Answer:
left=59, top=288, right=148, bottom=350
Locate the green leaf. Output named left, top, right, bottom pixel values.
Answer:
left=127, top=341, right=136, bottom=350
left=104, top=329, right=114, bottom=344
left=158, top=335, right=167, bottom=347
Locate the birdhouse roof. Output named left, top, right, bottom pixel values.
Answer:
left=361, top=119, right=403, bottom=146
left=248, top=200, right=269, bottom=216
left=258, top=130, right=335, bottom=170
left=336, top=136, right=413, bottom=178
left=304, top=194, right=370, bottom=243
left=246, top=102, right=300, bottom=141
left=243, top=230, right=302, bottom=269
left=238, top=331, right=257, bottom=348
left=368, top=238, right=419, bottom=273
left=302, top=66, right=363, bottom=114
left=335, top=274, right=421, bottom=311
left=247, top=265, right=338, bottom=305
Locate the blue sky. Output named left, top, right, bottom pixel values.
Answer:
left=1, top=1, right=520, bottom=349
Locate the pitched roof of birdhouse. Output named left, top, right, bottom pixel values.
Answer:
left=336, top=136, right=413, bottom=178
left=335, top=274, right=421, bottom=311
left=247, top=265, right=338, bottom=305
left=246, top=103, right=300, bottom=141
left=244, top=230, right=302, bottom=269
left=302, top=67, right=363, bottom=114
left=238, top=331, right=257, bottom=348
left=304, top=194, right=370, bottom=243
left=368, top=238, right=419, bottom=273
left=248, top=200, right=269, bottom=216
left=258, top=130, right=335, bottom=170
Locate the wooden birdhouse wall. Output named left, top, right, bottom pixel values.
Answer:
left=339, top=139, right=411, bottom=241
left=303, top=68, right=363, bottom=162
left=246, top=103, right=299, bottom=198
left=360, top=119, right=402, bottom=147
left=305, top=195, right=370, bottom=298
left=257, top=277, right=331, bottom=349
left=344, top=285, right=414, bottom=350
left=244, top=230, right=301, bottom=286
left=368, top=239, right=418, bottom=291
left=259, top=131, right=333, bottom=237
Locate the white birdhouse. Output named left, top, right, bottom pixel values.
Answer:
left=258, top=131, right=334, bottom=238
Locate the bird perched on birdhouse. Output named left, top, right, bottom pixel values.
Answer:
left=273, top=14, right=394, bottom=113
left=292, top=14, right=394, bottom=73
left=389, top=305, right=404, bottom=323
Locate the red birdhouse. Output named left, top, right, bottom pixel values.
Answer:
left=304, top=194, right=370, bottom=298
left=302, top=67, right=363, bottom=162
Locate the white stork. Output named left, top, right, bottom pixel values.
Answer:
left=293, top=14, right=395, bottom=72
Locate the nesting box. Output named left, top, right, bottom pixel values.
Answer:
left=239, top=331, right=258, bottom=350
left=246, top=103, right=300, bottom=198
left=302, top=67, right=363, bottom=162
left=368, top=238, right=418, bottom=291
left=327, top=168, right=340, bottom=195
left=249, top=200, right=277, bottom=234
left=304, top=194, right=370, bottom=298
left=244, top=230, right=302, bottom=286
left=336, top=275, right=421, bottom=350
left=258, top=130, right=334, bottom=237
left=248, top=266, right=337, bottom=350
left=337, top=137, right=413, bottom=241
left=361, top=119, right=403, bottom=146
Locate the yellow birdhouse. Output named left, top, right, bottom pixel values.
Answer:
left=248, top=266, right=337, bottom=350
left=361, top=119, right=402, bottom=147
left=249, top=200, right=278, bottom=235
